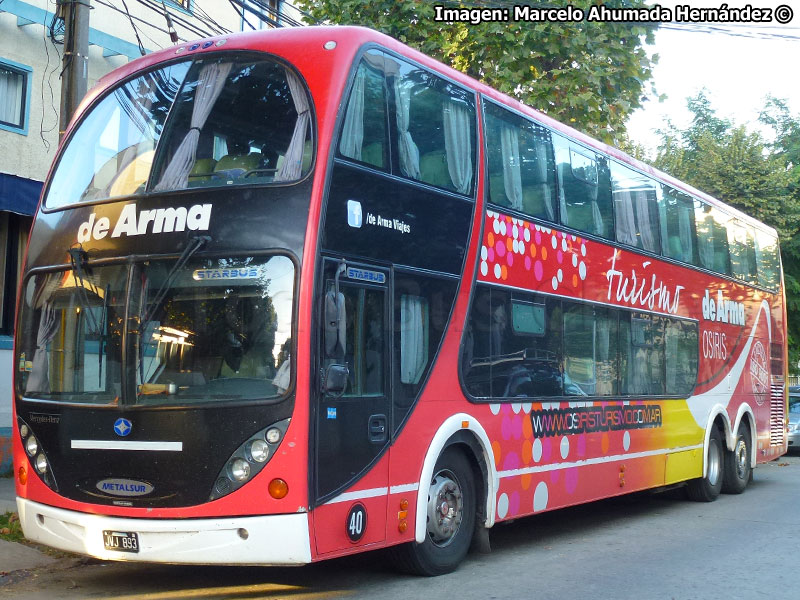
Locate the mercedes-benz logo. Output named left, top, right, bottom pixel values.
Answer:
left=113, top=418, right=132, bottom=437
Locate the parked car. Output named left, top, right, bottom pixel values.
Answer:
left=789, top=386, right=800, bottom=452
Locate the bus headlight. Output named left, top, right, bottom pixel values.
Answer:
left=247, top=439, right=269, bottom=463
left=35, top=453, right=48, bottom=474
left=229, top=458, right=251, bottom=482
left=25, top=435, right=38, bottom=457
left=17, top=417, right=58, bottom=492
left=209, top=418, right=290, bottom=501
left=265, top=427, right=282, bottom=444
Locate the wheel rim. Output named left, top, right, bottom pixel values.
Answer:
left=426, top=469, right=464, bottom=547
left=707, top=440, right=721, bottom=486
left=734, top=439, right=749, bottom=479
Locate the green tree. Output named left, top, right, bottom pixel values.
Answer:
left=297, top=0, right=658, bottom=144
left=654, top=92, right=800, bottom=368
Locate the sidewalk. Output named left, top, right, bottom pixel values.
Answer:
left=0, top=475, right=58, bottom=576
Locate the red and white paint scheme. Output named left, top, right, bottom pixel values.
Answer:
left=12, top=27, right=786, bottom=575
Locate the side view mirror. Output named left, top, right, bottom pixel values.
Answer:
left=324, top=290, right=346, bottom=357
left=324, top=261, right=347, bottom=358
left=322, top=363, right=349, bottom=397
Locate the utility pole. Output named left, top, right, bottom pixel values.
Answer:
left=59, top=0, right=90, bottom=140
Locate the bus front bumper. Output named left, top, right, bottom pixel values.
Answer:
left=17, top=498, right=312, bottom=565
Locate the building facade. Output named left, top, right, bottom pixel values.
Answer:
left=0, top=0, right=299, bottom=472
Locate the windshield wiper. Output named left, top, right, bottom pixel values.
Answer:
left=68, top=246, right=108, bottom=388
left=68, top=245, right=102, bottom=336
left=137, top=235, right=210, bottom=386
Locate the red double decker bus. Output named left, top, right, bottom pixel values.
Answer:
left=12, top=26, right=786, bottom=575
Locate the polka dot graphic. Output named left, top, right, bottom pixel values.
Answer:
left=477, top=211, right=590, bottom=300
left=533, top=481, right=548, bottom=512
left=498, top=493, right=509, bottom=519
left=560, top=436, right=570, bottom=459
left=533, top=438, right=543, bottom=462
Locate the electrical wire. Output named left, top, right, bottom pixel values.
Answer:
left=228, top=0, right=308, bottom=29
left=230, top=0, right=258, bottom=31
left=134, top=0, right=221, bottom=39
left=120, top=0, right=147, bottom=55
left=92, top=0, right=176, bottom=45
left=39, top=0, right=63, bottom=151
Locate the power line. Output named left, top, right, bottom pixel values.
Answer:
left=134, top=0, right=220, bottom=39
left=228, top=0, right=310, bottom=29
left=120, top=0, right=147, bottom=55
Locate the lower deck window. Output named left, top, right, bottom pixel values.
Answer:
left=463, top=284, right=698, bottom=400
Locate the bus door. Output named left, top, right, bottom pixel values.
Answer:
left=313, top=258, right=391, bottom=554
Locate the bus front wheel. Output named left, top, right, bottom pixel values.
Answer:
left=722, top=423, right=752, bottom=494
left=392, top=447, right=476, bottom=576
left=687, top=426, right=724, bottom=502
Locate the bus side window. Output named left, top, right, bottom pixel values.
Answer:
left=620, top=312, right=665, bottom=396
left=563, top=303, right=618, bottom=396
left=611, top=161, right=661, bottom=254
left=483, top=102, right=557, bottom=222
left=552, top=133, right=613, bottom=240
left=754, top=229, right=781, bottom=290
left=486, top=289, right=562, bottom=398
left=664, top=318, right=698, bottom=397
left=340, top=286, right=384, bottom=398
left=338, top=51, right=388, bottom=170
left=387, top=56, right=476, bottom=196
left=694, top=201, right=731, bottom=276
left=728, top=220, right=758, bottom=285
left=658, top=184, right=698, bottom=266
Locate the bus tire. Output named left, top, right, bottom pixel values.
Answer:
left=391, top=447, right=476, bottom=576
left=722, top=422, right=752, bottom=494
left=687, top=426, right=724, bottom=502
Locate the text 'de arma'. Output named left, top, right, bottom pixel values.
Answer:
left=77, top=204, right=212, bottom=243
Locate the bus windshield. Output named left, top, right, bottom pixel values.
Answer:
left=16, top=255, right=294, bottom=405
left=45, top=54, right=313, bottom=209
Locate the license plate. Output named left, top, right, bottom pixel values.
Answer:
left=102, top=530, right=139, bottom=553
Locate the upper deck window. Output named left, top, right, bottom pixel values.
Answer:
left=754, top=228, right=781, bottom=290
left=552, top=133, right=613, bottom=239
left=337, top=50, right=477, bottom=196
left=484, top=102, right=556, bottom=221
left=338, top=51, right=388, bottom=170
left=611, top=161, right=661, bottom=254
left=44, top=54, right=313, bottom=210
left=46, top=61, right=190, bottom=208
left=694, top=201, right=732, bottom=276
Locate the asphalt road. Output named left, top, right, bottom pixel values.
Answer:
left=3, top=454, right=800, bottom=600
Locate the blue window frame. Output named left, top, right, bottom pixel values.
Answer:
left=164, top=0, right=193, bottom=15
left=0, top=58, right=32, bottom=135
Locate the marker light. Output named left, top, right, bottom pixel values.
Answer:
left=25, top=436, right=38, bottom=457
left=35, top=453, right=48, bottom=474
left=18, top=466, right=27, bottom=485
left=268, top=478, right=288, bottom=499
left=229, top=458, right=251, bottom=482
left=265, top=428, right=282, bottom=444
left=247, top=439, right=269, bottom=463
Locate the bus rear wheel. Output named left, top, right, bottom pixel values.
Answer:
left=722, top=423, right=752, bottom=494
left=391, top=447, right=476, bottom=576
left=687, top=426, right=723, bottom=502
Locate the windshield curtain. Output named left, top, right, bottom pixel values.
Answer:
left=44, top=54, right=313, bottom=210
left=16, top=255, right=294, bottom=406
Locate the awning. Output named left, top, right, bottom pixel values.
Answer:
left=0, top=173, right=43, bottom=216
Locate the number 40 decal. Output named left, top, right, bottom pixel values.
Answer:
left=346, top=503, right=367, bottom=543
